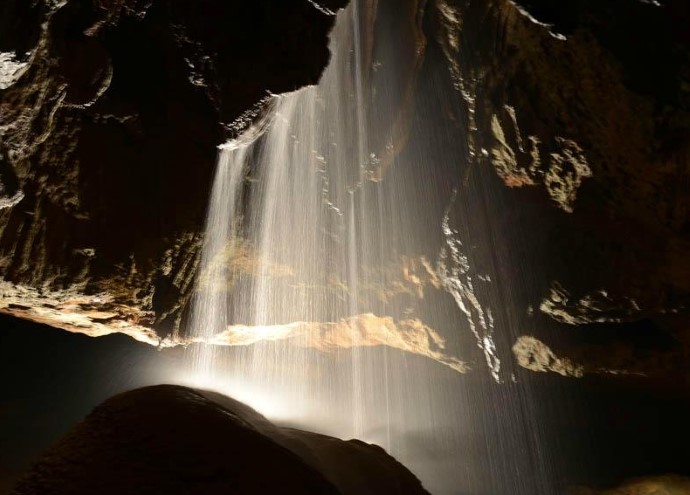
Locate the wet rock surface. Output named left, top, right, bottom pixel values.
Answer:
left=11, top=384, right=428, bottom=495
left=2, top=2, right=690, bottom=494
left=0, top=0, right=346, bottom=337
left=567, top=475, right=690, bottom=494
left=0, top=0, right=689, bottom=385
left=427, top=0, right=690, bottom=382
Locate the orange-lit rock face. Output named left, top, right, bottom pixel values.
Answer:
left=512, top=336, right=584, bottom=378
left=567, top=475, right=690, bottom=495
left=0, top=281, right=163, bottom=346
left=211, top=313, right=469, bottom=373
left=489, top=112, right=592, bottom=213
left=0, top=280, right=468, bottom=373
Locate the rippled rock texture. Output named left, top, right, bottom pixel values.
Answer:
left=431, top=0, right=690, bottom=382
left=1, top=0, right=690, bottom=384
left=0, top=0, right=346, bottom=337
left=568, top=475, right=690, bottom=495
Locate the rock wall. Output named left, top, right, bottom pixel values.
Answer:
left=437, top=0, right=690, bottom=308
left=0, top=0, right=347, bottom=337
left=1, top=0, right=689, bottom=384
left=430, top=0, right=690, bottom=382
left=12, top=385, right=429, bottom=495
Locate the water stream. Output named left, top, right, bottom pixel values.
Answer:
left=181, top=1, right=548, bottom=493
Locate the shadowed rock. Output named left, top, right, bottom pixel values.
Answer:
left=567, top=475, right=690, bottom=494
left=0, top=0, right=347, bottom=337
left=12, top=385, right=429, bottom=495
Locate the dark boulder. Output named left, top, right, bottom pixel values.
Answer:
left=12, top=385, right=428, bottom=495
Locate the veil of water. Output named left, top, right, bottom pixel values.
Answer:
left=181, top=1, right=560, bottom=493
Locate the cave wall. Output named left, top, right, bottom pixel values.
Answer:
left=1, top=0, right=690, bottom=384
left=430, top=0, right=690, bottom=382
left=0, top=0, right=347, bottom=338
left=436, top=0, right=690, bottom=308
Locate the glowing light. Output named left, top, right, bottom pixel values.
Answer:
left=174, top=370, right=293, bottom=421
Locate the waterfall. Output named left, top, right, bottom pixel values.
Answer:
left=188, top=144, right=246, bottom=379
left=181, top=1, right=547, bottom=493
left=186, top=0, right=410, bottom=437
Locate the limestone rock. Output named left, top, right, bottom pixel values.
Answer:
left=2, top=0, right=690, bottom=384
left=567, top=475, right=690, bottom=495
left=431, top=0, right=690, bottom=381
left=0, top=0, right=347, bottom=337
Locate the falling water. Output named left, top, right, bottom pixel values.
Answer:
left=182, top=1, right=557, bottom=493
